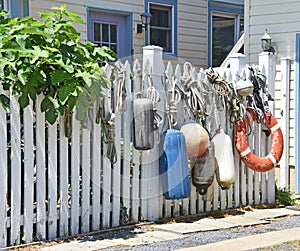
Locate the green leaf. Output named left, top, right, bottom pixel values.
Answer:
left=58, top=81, right=77, bottom=105
left=30, top=46, right=49, bottom=64
left=41, top=96, right=59, bottom=124
left=75, top=70, right=94, bottom=87
left=75, top=91, right=90, bottom=121
left=50, top=69, right=73, bottom=86
left=0, top=94, right=10, bottom=112
left=18, top=92, right=29, bottom=109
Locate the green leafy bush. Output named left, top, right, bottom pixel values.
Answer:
left=0, top=4, right=117, bottom=124
left=275, top=186, right=296, bottom=206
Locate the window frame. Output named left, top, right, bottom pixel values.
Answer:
left=208, top=2, right=244, bottom=66
left=1, top=0, right=29, bottom=18
left=145, top=0, right=177, bottom=57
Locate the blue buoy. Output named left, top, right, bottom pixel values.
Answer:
left=160, top=129, right=191, bottom=199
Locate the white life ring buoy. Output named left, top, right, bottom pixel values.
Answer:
left=234, top=108, right=284, bottom=172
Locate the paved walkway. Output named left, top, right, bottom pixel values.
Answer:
left=176, top=227, right=300, bottom=251
left=39, top=208, right=300, bottom=251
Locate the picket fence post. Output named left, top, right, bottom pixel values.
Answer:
left=259, top=51, right=276, bottom=203
left=141, top=45, right=164, bottom=221
left=229, top=53, right=245, bottom=207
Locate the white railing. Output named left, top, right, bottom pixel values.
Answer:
left=0, top=46, right=277, bottom=248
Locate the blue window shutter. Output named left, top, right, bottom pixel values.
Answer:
left=10, top=0, right=21, bottom=18
left=23, top=0, right=29, bottom=16
left=10, top=0, right=28, bottom=17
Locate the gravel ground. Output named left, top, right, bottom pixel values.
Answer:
left=101, top=214, right=300, bottom=251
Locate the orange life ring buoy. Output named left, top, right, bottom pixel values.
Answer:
left=234, top=108, right=284, bottom=172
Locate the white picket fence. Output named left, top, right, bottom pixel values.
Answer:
left=0, top=47, right=276, bottom=248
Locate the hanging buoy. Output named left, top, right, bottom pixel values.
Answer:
left=180, top=122, right=210, bottom=158
left=234, top=107, right=284, bottom=172
left=160, top=129, right=191, bottom=199
left=191, top=143, right=216, bottom=195
left=133, top=98, right=155, bottom=150
left=235, top=78, right=254, bottom=96
left=212, top=129, right=235, bottom=189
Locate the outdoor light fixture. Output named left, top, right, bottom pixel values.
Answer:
left=137, top=12, right=152, bottom=34
left=261, top=29, right=275, bottom=53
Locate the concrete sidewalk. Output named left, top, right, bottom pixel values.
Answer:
left=38, top=208, right=300, bottom=251
left=176, top=227, right=300, bottom=251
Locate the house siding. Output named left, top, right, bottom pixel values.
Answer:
left=28, top=0, right=208, bottom=67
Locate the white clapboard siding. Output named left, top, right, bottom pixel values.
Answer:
left=36, top=96, right=46, bottom=241
left=48, top=122, right=58, bottom=239
left=59, top=116, right=69, bottom=237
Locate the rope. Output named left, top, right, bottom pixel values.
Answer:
left=164, top=72, right=181, bottom=128
left=115, top=61, right=127, bottom=114
left=97, top=93, right=117, bottom=164
left=205, top=67, right=245, bottom=126
left=145, top=74, right=163, bottom=129
left=181, top=62, right=209, bottom=121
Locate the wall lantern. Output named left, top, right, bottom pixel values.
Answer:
left=261, top=29, right=275, bottom=53
left=137, top=12, right=152, bottom=34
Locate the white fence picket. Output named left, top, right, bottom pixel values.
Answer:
left=102, top=65, right=112, bottom=229
left=131, top=60, right=141, bottom=223
left=122, top=61, right=132, bottom=221
left=36, top=96, right=46, bottom=240
left=112, top=107, right=121, bottom=227
left=48, top=122, right=58, bottom=239
left=59, top=116, right=69, bottom=237
left=81, top=127, right=91, bottom=233
left=10, top=95, right=21, bottom=245
left=131, top=148, right=140, bottom=222
left=23, top=102, right=34, bottom=244
left=91, top=104, right=101, bottom=231
left=0, top=90, right=7, bottom=248
left=71, top=114, right=80, bottom=235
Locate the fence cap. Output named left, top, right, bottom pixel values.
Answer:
left=143, top=45, right=163, bottom=53
left=229, top=53, right=246, bottom=59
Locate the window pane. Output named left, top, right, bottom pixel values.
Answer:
left=110, top=25, right=117, bottom=43
left=102, top=23, right=109, bottom=43
left=212, top=16, right=234, bottom=67
left=151, top=8, right=169, bottom=28
left=94, top=22, right=100, bottom=41
left=111, top=44, right=118, bottom=54
left=150, top=28, right=171, bottom=52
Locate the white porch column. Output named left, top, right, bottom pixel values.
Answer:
left=279, top=57, right=291, bottom=190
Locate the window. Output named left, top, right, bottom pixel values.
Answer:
left=212, top=13, right=244, bottom=67
left=208, top=0, right=244, bottom=67
left=93, top=22, right=119, bottom=55
left=0, top=0, right=29, bottom=18
left=150, top=4, right=172, bottom=53
left=146, top=0, right=177, bottom=55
